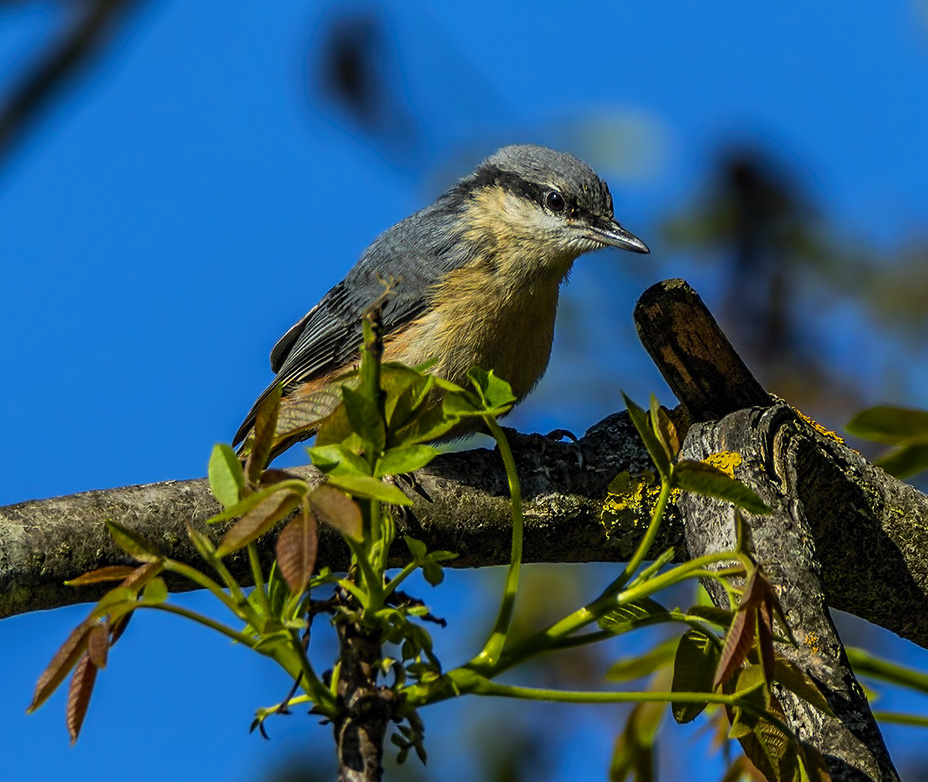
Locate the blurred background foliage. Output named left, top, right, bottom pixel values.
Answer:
left=3, top=1, right=928, bottom=780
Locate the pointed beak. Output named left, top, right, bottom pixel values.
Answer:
left=584, top=217, right=650, bottom=254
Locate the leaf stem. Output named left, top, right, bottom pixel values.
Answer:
left=472, top=417, right=523, bottom=667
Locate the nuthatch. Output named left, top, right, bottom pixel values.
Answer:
left=234, top=145, right=649, bottom=457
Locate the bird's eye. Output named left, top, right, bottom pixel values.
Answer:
left=545, top=190, right=566, bottom=213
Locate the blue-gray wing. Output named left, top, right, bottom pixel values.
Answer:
left=232, top=201, right=468, bottom=446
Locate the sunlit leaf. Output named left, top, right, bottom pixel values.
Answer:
left=65, top=566, right=137, bottom=587
left=467, top=368, right=516, bottom=411
left=216, top=489, right=302, bottom=557
left=624, top=393, right=671, bottom=478
left=401, top=537, right=428, bottom=565
left=655, top=404, right=682, bottom=459
left=598, top=598, right=669, bottom=635
left=105, top=520, right=163, bottom=563
left=276, top=509, right=318, bottom=595
left=377, top=445, right=440, bottom=477
left=310, top=484, right=363, bottom=539
left=674, top=460, right=771, bottom=514
left=342, top=386, right=386, bottom=452
left=187, top=524, right=218, bottom=563
left=208, top=443, right=244, bottom=507
left=67, top=654, right=98, bottom=744
left=326, top=474, right=412, bottom=506
left=141, top=577, right=168, bottom=604
left=308, top=444, right=372, bottom=476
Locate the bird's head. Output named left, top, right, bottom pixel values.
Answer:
left=455, top=144, right=649, bottom=281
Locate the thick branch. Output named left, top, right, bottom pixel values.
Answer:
left=0, top=415, right=677, bottom=618
left=682, top=406, right=899, bottom=782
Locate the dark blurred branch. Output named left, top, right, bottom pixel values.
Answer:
left=0, top=0, right=143, bottom=174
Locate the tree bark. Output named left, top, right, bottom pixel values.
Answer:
left=637, top=279, right=905, bottom=781
left=682, top=407, right=899, bottom=781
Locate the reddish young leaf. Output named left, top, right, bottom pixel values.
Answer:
left=756, top=600, right=776, bottom=686
left=109, top=611, right=133, bottom=646
left=246, top=382, right=282, bottom=483
left=66, top=653, right=98, bottom=744
left=714, top=604, right=758, bottom=689
left=65, top=566, right=138, bottom=586
left=119, top=561, right=164, bottom=593
left=310, top=484, right=363, bottom=539
left=105, top=520, right=163, bottom=563
left=260, top=468, right=299, bottom=486
left=216, top=488, right=301, bottom=557
left=86, top=623, right=109, bottom=669
left=29, top=619, right=96, bottom=713
left=276, top=508, right=319, bottom=595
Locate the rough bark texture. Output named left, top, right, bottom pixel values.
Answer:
left=637, top=279, right=907, bottom=781
left=333, top=591, right=393, bottom=782
left=0, top=414, right=673, bottom=618
left=682, top=406, right=899, bottom=782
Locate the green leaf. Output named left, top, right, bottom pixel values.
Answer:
left=422, top=562, right=444, bottom=587
left=773, top=657, right=834, bottom=717
left=216, top=489, right=301, bottom=557
left=624, top=393, right=671, bottom=478
left=598, top=597, right=669, bottom=635
left=187, top=524, right=218, bottom=563
left=141, top=577, right=168, bottom=604
left=875, top=444, right=928, bottom=479
left=393, top=402, right=458, bottom=445
left=310, top=485, right=363, bottom=539
left=105, top=520, right=163, bottom=563
left=206, top=483, right=301, bottom=524
left=327, top=474, right=412, bottom=506
left=425, top=550, right=458, bottom=563
left=404, top=536, right=427, bottom=561
left=846, top=405, right=928, bottom=445
left=686, top=604, right=734, bottom=627
left=377, top=445, right=439, bottom=477
left=307, top=444, right=372, bottom=476
left=467, top=368, right=517, bottom=411
left=441, top=387, right=483, bottom=418
left=341, top=386, right=386, bottom=452
left=208, top=443, right=245, bottom=508
left=671, top=629, right=721, bottom=723
left=674, top=460, right=771, bottom=513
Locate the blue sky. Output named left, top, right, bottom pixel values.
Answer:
left=3, top=1, right=928, bottom=779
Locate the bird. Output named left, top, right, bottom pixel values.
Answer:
left=233, top=144, right=649, bottom=459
